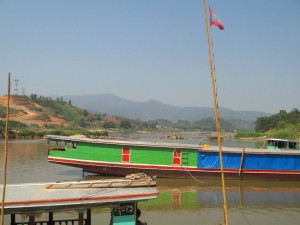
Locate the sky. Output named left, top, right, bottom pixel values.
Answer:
left=0, top=0, right=299, bottom=114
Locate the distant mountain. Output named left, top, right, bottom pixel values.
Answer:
left=61, top=94, right=272, bottom=125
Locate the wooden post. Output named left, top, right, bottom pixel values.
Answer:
left=11, top=214, right=16, bottom=225
left=239, top=148, right=245, bottom=177
left=48, top=212, right=54, bottom=225
left=29, top=216, right=35, bottom=225
left=86, top=209, right=91, bottom=225
left=1, top=73, right=11, bottom=225
left=78, top=213, right=84, bottom=225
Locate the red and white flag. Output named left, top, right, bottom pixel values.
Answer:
left=209, top=7, right=224, bottom=30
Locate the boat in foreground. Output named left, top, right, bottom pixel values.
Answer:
left=0, top=176, right=158, bottom=225
left=46, top=135, right=300, bottom=180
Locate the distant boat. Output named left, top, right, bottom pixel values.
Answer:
left=267, top=138, right=300, bottom=150
left=46, top=135, right=300, bottom=181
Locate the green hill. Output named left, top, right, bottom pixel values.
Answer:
left=0, top=94, right=241, bottom=139
left=0, top=95, right=114, bottom=138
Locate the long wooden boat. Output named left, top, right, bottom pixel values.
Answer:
left=0, top=178, right=158, bottom=215
left=0, top=177, right=158, bottom=225
left=46, top=135, right=300, bottom=181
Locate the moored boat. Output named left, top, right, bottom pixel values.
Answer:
left=267, top=138, right=300, bottom=150
left=0, top=176, right=158, bottom=225
left=45, top=135, right=300, bottom=181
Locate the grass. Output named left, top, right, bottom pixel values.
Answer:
left=235, top=129, right=300, bottom=140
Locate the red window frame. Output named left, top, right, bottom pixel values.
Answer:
left=173, top=149, right=181, bottom=166
left=122, top=146, right=131, bottom=163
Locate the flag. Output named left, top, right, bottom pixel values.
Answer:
left=209, top=7, right=224, bottom=30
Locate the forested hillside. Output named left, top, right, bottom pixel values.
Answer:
left=2, top=95, right=299, bottom=140
left=0, top=95, right=240, bottom=138
left=255, top=109, right=300, bottom=132
left=236, top=109, right=300, bottom=140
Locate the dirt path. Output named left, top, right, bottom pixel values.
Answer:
left=0, top=96, right=66, bottom=126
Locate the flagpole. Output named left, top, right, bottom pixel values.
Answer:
left=202, top=1, right=229, bottom=225
left=209, top=21, right=219, bottom=96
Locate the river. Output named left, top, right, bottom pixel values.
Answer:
left=0, top=135, right=300, bottom=225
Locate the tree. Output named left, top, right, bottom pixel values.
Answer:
left=79, top=119, right=89, bottom=128
left=287, top=108, right=300, bottom=124
left=255, top=108, right=300, bottom=132
left=30, top=94, right=38, bottom=100
left=255, top=116, right=273, bottom=132
left=82, top=109, right=89, bottom=116
left=103, top=121, right=116, bottom=128
left=120, top=119, right=132, bottom=129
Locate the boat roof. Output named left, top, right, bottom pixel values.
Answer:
left=45, top=135, right=202, bottom=150
left=204, top=145, right=300, bottom=154
left=267, top=138, right=289, bottom=142
left=45, top=135, right=300, bottom=154
left=0, top=179, right=159, bottom=214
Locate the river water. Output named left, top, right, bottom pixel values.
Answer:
left=0, top=135, right=300, bottom=225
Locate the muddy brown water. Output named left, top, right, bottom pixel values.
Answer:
left=0, top=139, right=300, bottom=225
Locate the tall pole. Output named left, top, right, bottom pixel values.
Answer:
left=1, top=73, right=11, bottom=225
left=202, top=1, right=229, bottom=224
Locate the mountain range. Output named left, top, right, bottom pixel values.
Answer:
left=59, top=94, right=272, bottom=127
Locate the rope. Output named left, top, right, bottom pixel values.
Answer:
left=124, top=173, right=149, bottom=180
left=238, top=209, right=252, bottom=225
left=1, top=73, right=11, bottom=225
left=182, top=166, right=205, bottom=184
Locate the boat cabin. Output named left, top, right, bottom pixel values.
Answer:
left=267, top=139, right=299, bottom=150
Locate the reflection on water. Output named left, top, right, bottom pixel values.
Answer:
left=0, top=140, right=83, bottom=183
left=0, top=139, right=300, bottom=225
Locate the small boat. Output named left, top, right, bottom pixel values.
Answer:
left=45, top=135, right=300, bottom=181
left=267, top=138, right=300, bottom=150
left=0, top=176, right=158, bottom=225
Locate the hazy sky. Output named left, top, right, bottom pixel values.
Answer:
left=0, top=0, right=299, bottom=113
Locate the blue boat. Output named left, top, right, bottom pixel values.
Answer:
left=46, top=135, right=300, bottom=181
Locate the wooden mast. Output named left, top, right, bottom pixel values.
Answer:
left=201, top=1, right=229, bottom=224
left=0, top=73, right=11, bottom=225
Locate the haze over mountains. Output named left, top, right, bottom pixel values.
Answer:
left=60, top=94, right=272, bottom=124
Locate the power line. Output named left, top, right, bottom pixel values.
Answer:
left=14, top=79, right=19, bottom=95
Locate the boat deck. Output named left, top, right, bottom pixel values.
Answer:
left=45, top=135, right=202, bottom=150
left=206, top=145, right=300, bottom=155
left=0, top=179, right=159, bottom=214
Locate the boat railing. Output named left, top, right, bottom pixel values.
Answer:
left=14, top=219, right=89, bottom=225
left=49, top=148, right=66, bottom=151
